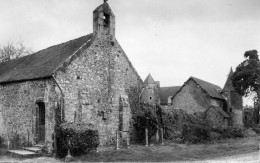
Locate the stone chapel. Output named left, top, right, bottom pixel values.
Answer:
left=0, top=1, right=142, bottom=150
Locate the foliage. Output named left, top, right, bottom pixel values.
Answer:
left=212, top=128, right=245, bottom=138
left=0, top=42, right=33, bottom=63
left=133, top=103, right=162, bottom=142
left=0, top=136, right=3, bottom=147
left=232, top=50, right=260, bottom=96
left=232, top=49, right=260, bottom=123
left=127, top=86, right=163, bottom=142
left=55, top=122, right=99, bottom=158
left=251, top=124, right=260, bottom=134
left=181, top=123, right=210, bottom=144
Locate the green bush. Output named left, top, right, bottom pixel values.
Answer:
left=55, top=122, right=99, bottom=158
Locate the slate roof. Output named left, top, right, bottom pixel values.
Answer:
left=0, top=34, right=93, bottom=84
left=173, top=76, right=225, bottom=100
left=222, top=68, right=236, bottom=92
left=160, top=86, right=181, bottom=105
left=207, top=105, right=230, bottom=118
left=144, top=74, right=156, bottom=84
left=191, top=77, right=225, bottom=100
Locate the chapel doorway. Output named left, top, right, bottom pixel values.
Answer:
left=37, top=102, right=45, bottom=144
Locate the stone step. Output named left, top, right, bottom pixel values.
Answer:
left=22, top=146, right=42, bottom=153
left=35, top=144, right=45, bottom=148
left=8, top=149, right=41, bottom=158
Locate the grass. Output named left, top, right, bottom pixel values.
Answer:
left=0, top=136, right=259, bottom=162
left=70, top=136, right=259, bottom=162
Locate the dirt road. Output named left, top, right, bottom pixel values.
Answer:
left=194, top=151, right=259, bottom=163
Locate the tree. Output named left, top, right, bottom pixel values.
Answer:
left=232, top=50, right=260, bottom=124
left=0, top=42, right=33, bottom=63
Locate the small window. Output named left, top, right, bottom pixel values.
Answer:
left=150, top=97, right=152, bottom=100
left=103, top=13, right=110, bottom=27
left=230, top=108, right=232, bottom=112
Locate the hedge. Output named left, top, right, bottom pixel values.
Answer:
left=55, top=122, right=99, bottom=158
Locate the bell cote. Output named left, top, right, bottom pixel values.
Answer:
left=93, top=1, right=115, bottom=39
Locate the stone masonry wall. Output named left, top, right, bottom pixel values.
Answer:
left=54, top=32, right=142, bottom=145
left=0, top=79, right=61, bottom=149
left=171, top=79, right=211, bottom=113
left=205, top=108, right=227, bottom=129
left=230, top=91, right=243, bottom=110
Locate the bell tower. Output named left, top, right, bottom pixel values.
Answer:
left=93, top=1, right=115, bottom=39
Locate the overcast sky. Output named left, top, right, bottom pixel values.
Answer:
left=0, top=0, right=259, bottom=105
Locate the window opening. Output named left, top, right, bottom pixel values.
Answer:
left=103, top=13, right=110, bottom=27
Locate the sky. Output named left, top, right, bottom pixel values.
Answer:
left=0, top=0, right=259, bottom=105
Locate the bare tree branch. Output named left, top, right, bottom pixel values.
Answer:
left=0, top=41, right=33, bottom=63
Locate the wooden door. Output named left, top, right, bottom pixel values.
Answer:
left=37, top=102, right=45, bottom=144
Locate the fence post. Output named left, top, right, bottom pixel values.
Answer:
left=116, top=130, right=120, bottom=150
left=126, top=132, right=130, bottom=148
left=65, top=140, right=72, bottom=162
left=161, top=128, right=164, bottom=145
left=145, top=127, right=148, bottom=147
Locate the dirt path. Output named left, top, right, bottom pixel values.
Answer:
left=194, top=151, right=259, bottom=163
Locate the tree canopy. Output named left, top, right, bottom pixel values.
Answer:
left=232, top=50, right=260, bottom=124
left=0, top=42, right=33, bottom=63
left=232, top=50, right=260, bottom=97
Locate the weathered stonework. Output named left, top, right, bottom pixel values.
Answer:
left=0, top=79, right=61, bottom=149
left=54, top=32, right=141, bottom=145
left=172, top=79, right=212, bottom=113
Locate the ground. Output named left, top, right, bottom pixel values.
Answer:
left=0, top=136, right=259, bottom=162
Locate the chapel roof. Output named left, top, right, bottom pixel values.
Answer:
left=0, top=34, right=93, bottom=84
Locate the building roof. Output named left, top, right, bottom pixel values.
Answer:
left=0, top=34, right=93, bottom=84
left=160, top=86, right=181, bottom=104
left=173, top=76, right=225, bottom=100
left=222, top=68, right=236, bottom=92
left=144, top=74, right=156, bottom=84
left=93, top=2, right=114, bottom=16
left=191, top=77, right=225, bottom=100
left=207, top=105, right=230, bottom=118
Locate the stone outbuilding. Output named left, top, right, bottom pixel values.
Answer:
left=0, top=2, right=142, bottom=150
left=170, top=76, right=230, bottom=129
left=171, top=76, right=226, bottom=113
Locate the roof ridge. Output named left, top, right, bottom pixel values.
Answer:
left=0, top=34, right=93, bottom=84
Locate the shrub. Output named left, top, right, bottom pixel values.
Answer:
left=181, top=123, right=210, bottom=143
left=222, top=128, right=244, bottom=138
left=132, top=103, right=161, bottom=142
left=55, top=122, right=99, bottom=158
left=0, top=136, right=3, bottom=147
left=252, top=124, right=260, bottom=134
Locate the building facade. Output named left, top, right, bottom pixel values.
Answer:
left=0, top=2, right=142, bottom=150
